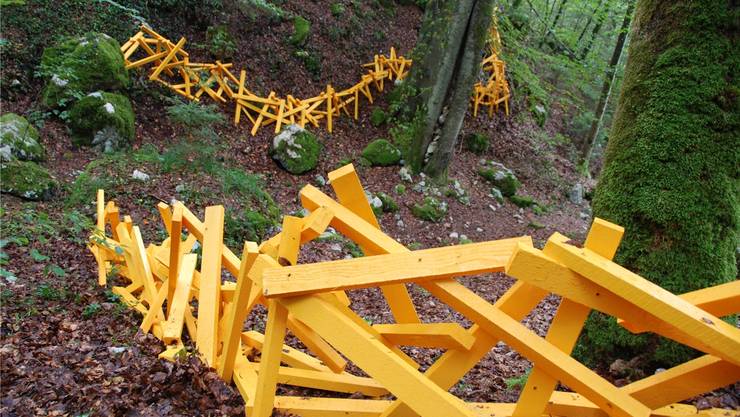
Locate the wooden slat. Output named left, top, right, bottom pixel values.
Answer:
left=372, top=323, right=475, bottom=350
left=251, top=299, right=289, bottom=417
left=162, top=254, right=197, bottom=344
left=196, top=205, right=225, bottom=367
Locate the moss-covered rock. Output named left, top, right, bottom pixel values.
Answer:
left=509, top=194, right=535, bottom=208
left=580, top=0, right=739, bottom=369
left=0, top=113, right=44, bottom=161
left=477, top=161, right=520, bottom=197
left=376, top=192, right=399, bottom=212
left=1, top=160, right=57, bottom=200
left=464, top=132, right=489, bottom=155
left=40, top=32, right=128, bottom=108
left=370, top=108, right=387, bottom=127
left=290, top=16, right=311, bottom=46
left=362, top=139, right=401, bottom=166
left=270, top=124, right=321, bottom=174
left=411, top=196, right=447, bottom=222
left=68, top=92, right=135, bottom=151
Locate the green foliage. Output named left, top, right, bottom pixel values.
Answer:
left=39, top=32, right=128, bottom=108
left=225, top=209, right=275, bottom=248
left=237, top=0, right=287, bottom=22
left=477, top=167, right=520, bottom=197
left=330, top=2, right=345, bottom=16
left=166, top=101, right=225, bottom=131
left=464, top=132, right=489, bottom=155
left=370, top=107, right=387, bottom=127
left=205, top=25, right=236, bottom=60
left=221, top=169, right=280, bottom=248
left=294, top=49, right=322, bottom=78
left=67, top=92, right=134, bottom=149
left=361, top=139, right=401, bottom=166
left=504, top=368, right=531, bottom=391
left=509, top=194, right=535, bottom=208
left=394, top=184, right=406, bottom=195
left=411, top=197, right=447, bottom=222
left=0, top=160, right=57, bottom=200
left=582, top=0, right=739, bottom=369
left=376, top=192, right=398, bottom=212
left=82, top=302, right=101, bottom=318
left=290, top=16, right=311, bottom=46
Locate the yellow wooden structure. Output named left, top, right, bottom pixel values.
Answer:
left=89, top=167, right=738, bottom=417
left=119, top=24, right=510, bottom=136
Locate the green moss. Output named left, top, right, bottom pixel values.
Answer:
left=376, top=192, right=399, bottom=212
left=361, top=139, right=401, bottom=166
left=411, top=196, right=447, bottom=222
left=394, top=184, right=406, bottom=195
left=1, top=160, right=56, bottom=200
left=67, top=92, right=134, bottom=150
left=40, top=32, right=128, bottom=108
left=0, top=113, right=44, bottom=161
left=370, top=108, right=387, bottom=127
left=478, top=166, right=520, bottom=197
left=206, top=25, right=236, bottom=60
left=225, top=209, right=275, bottom=247
left=330, top=2, right=345, bottom=16
left=290, top=16, right=311, bottom=46
left=582, top=0, right=739, bottom=369
left=509, top=194, right=535, bottom=208
left=464, top=132, right=489, bottom=155
left=270, top=126, right=322, bottom=174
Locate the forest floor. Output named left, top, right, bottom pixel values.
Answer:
left=1, top=1, right=737, bottom=416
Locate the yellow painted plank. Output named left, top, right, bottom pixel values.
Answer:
left=327, top=165, right=419, bottom=324
left=157, top=202, right=172, bottom=234
left=167, top=205, right=183, bottom=313
left=372, top=323, right=475, bottom=350
left=259, top=206, right=334, bottom=259
left=149, top=37, right=185, bottom=80
left=196, top=205, right=225, bottom=367
left=218, top=241, right=259, bottom=382
left=280, top=295, right=475, bottom=417
left=140, top=280, right=168, bottom=333
left=162, top=253, right=196, bottom=344
left=545, top=235, right=740, bottom=367
left=233, top=354, right=259, bottom=406
left=240, top=330, right=328, bottom=372
left=251, top=299, right=289, bottom=417
left=286, top=315, right=348, bottom=373
left=263, top=237, right=529, bottom=298
left=513, top=218, right=623, bottom=417
left=274, top=366, right=389, bottom=396
left=277, top=216, right=301, bottom=266
left=421, top=278, right=651, bottom=417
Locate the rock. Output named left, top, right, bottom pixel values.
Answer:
left=376, top=192, right=399, bottom=213
left=411, top=197, right=448, bottom=222
left=269, top=124, right=321, bottom=174
left=464, top=132, right=489, bottom=155
left=108, top=346, right=127, bottom=354
left=0, top=160, right=57, bottom=201
left=459, top=234, right=468, bottom=241
left=449, top=232, right=459, bottom=239
left=490, top=187, right=504, bottom=203
left=361, top=139, right=401, bottom=166
left=476, top=227, right=483, bottom=232
left=0, top=113, right=44, bottom=162
left=477, top=161, right=520, bottom=197
left=40, top=32, right=128, bottom=108
left=314, top=174, right=327, bottom=186
left=175, top=184, right=186, bottom=193
left=444, top=179, right=470, bottom=205
left=569, top=182, right=584, bottom=205
left=370, top=108, right=387, bottom=127
left=399, top=167, right=412, bottom=182
left=329, top=243, right=343, bottom=252
left=488, top=204, right=497, bottom=212
left=396, top=219, right=404, bottom=228
left=68, top=92, right=134, bottom=151
left=131, top=169, right=150, bottom=181
left=369, top=195, right=383, bottom=216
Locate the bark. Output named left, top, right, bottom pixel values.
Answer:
left=402, top=0, right=494, bottom=180
left=579, top=0, right=633, bottom=170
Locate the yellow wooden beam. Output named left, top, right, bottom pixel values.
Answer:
left=277, top=215, right=302, bottom=266
left=162, top=253, right=196, bottom=344
left=196, top=205, right=225, bottom=367
left=241, top=330, right=328, bottom=372
left=251, top=299, right=289, bottom=417
left=149, top=37, right=186, bottom=80
left=167, top=205, right=183, bottom=313
left=372, top=323, right=475, bottom=350
left=274, top=366, right=389, bottom=396
left=262, top=238, right=528, bottom=298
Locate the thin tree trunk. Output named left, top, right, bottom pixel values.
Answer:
left=579, top=0, right=634, bottom=171
left=539, top=0, right=568, bottom=48
left=424, top=0, right=494, bottom=179
left=576, top=0, right=605, bottom=46
left=579, top=0, right=610, bottom=59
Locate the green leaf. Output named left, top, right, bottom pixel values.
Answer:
left=30, top=248, right=49, bottom=262
left=45, top=264, right=66, bottom=277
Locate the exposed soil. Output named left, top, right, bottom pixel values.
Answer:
left=1, top=1, right=737, bottom=416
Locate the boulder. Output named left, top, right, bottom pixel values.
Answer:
left=40, top=32, right=128, bottom=108
left=1, top=160, right=57, bottom=201
left=478, top=161, right=520, bottom=197
left=362, top=139, right=401, bottom=166
left=0, top=113, right=44, bottom=162
left=68, top=92, right=135, bottom=151
left=270, top=124, right=321, bottom=174
left=411, top=196, right=448, bottom=222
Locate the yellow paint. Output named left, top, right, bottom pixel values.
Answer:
left=162, top=253, right=197, bottom=344
left=372, top=323, right=475, bottom=350
left=196, top=205, right=225, bottom=367
left=251, top=299, right=289, bottom=417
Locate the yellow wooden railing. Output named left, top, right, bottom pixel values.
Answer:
left=88, top=164, right=738, bottom=417
left=119, top=25, right=510, bottom=136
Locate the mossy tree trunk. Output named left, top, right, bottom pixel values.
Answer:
left=401, top=0, right=494, bottom=181
left=576, top=0, right=739, bottom=368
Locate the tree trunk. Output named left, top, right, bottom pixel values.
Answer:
left=401, top=0, right=494, bottom=181
left=579, top=0, right=633, bottom=171
left=576, top=0, right=605, bottom=46
left=576, top=0, right=740, bottom=368
left=579, top=0, right=610, bottom=59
